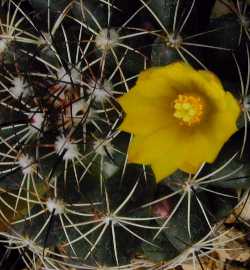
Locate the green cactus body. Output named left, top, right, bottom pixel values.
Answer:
left=0, top=1, right=250, bottom=270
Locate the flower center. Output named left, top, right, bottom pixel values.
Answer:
left=173, top=94, right=203, bottom=126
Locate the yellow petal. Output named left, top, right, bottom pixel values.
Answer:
left=178, top=132, right=219, bottom=174
left=198, top=70, right=223, bottom=88
left=196, top=70, right=225, bottom=100
left=127, top=127, right=183, bottom=164
left=128, top=127, right=192, bottom=181
left=118, top=95, right=175, bottom=135
left=134, top=62, right=195, bottom=98
left=180, top=161, right=200, bottom=174
left=151, top=159, right=179, bottom=182
left=118, top=61, right=240, bottom=182
left=128, top=132, right=189, bottom=182
left=179, top=92, right=240, bottom=173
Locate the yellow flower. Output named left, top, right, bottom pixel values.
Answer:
left=118, top=62, right=240, bottom=182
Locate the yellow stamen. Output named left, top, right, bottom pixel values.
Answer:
left=173, top=94, right=203, bottom=126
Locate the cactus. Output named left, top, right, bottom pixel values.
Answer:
left=0, top=0, right=250, bottom=269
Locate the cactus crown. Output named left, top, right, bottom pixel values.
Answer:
left=1, top=1, right=250, bottom=270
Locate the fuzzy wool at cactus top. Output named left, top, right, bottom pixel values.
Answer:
left=118, top=62, right=240, bottom=181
